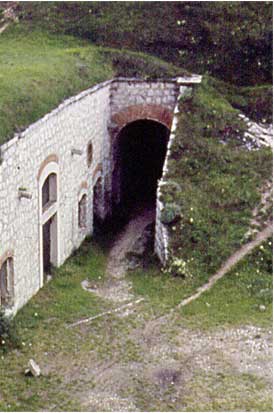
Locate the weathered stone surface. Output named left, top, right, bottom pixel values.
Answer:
left=28, top=359, right=41, bottom=377
left=0, top=77, right=196, bottom=313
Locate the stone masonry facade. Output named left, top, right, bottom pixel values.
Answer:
left=0, top=76, right=200, bottom=314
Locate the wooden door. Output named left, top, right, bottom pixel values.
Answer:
left=43, top=218, right=51, bottom=277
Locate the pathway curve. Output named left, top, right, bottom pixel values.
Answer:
left=177, top=222, right=273, bottom=309
left=82, top=206, right=155, bottom=309
left=106, top=207, right=155, bottom=279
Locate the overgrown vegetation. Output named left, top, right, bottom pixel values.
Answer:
left=161, top=78, right=272, bottom=282
left=208, top=77, right=273, bottom=123
left=100, top=48, right=185, bottom=79
left=15, top=1, right=272, bottom=86
left=0, top=309, right=20, bottom=353
left=0, top=3, right=271, bottom=145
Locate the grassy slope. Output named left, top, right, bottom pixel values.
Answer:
left=0, top=26, right=113, bottom=145
left=208, top=76, right=273, bottom=123
left=16, top=2, right=272, bottom=86
left=159, top=77, right=272, bottom=289
left=0, top=25, right=183, bottom=146
left=0, top=23, right=271, bottom=146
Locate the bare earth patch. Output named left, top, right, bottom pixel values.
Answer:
left=69, top=315, right=272, bottom=411
left=71, top=208, right=273, bottom=411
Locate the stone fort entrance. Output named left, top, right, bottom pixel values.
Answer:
left=0, top=76, right=201, bottom=313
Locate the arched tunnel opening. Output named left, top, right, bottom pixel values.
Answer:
left=118, top=120, right=169, bottom=210
left=109, top=119, right=170, bottom=237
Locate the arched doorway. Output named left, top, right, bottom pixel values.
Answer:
left=38, top=156, right=59, bottom=285
left=112, top=119, right=170, bottom=217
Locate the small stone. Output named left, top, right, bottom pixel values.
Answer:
left=259, top=305, right=266, bottom=312
left=27, top=359, right=41, bottom=377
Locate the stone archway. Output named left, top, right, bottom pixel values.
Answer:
left=111, top=104, right=173, bottom=132
left=109, top=104, right=172, bottom=216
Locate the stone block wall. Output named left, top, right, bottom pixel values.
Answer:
left=110, top=79, right=179, bottom=115
left=0, top=81, right=111, bottom=313
left=0, top=76, right=201, bottom=313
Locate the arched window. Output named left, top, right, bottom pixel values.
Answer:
left=42, top=173, right=57, bottom=210
left=0, top=257, right=14, bottom=308
left=87, top=141, right=93, bottom=167
left=78, top=194, right=87, bottom=228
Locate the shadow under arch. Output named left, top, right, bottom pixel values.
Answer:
left=112, top=119, right=170, bottom=223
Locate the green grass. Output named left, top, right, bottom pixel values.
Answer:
left=16, top=2, right=272, bottom=86
left=129, top=237, right=272, bottom=329
left=0, top=239, right=108, bottom=411
left=208, top=76, right=273, bottom=123
left=160, top=77, right=272, bottom=287
left=128, top=262, right=206, bottom=314
left=181, top=237, right=273, bottom=329
left=0, top=26, right=113, bottom=145
left=0, top=25, right=182, bottom=146
left=177, top=371, right=272, bottom=412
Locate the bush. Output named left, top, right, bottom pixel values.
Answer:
left=164, top=257, right=193, bottom=278
left=160, top=203, right=182, bottom=225
left=0, top=308, right=20, bottom=352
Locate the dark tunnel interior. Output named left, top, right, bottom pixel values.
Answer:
left=115, top=119, right=170, bottom=215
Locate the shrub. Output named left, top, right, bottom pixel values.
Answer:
left=160, top=203, right=182, bottom=225
left=0, top=308, right=20, bottom=352
left=164, top=257, right=193, bottom=278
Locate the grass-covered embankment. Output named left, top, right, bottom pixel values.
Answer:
left=16, top=2, right=273, bottom=86
left=0, top=25, right=183, bottom=146
left=159, top=77, right=272, bottom=290
left=208, top=77, right=273, bottom=123
left=0, top=27, right=113, bottom=145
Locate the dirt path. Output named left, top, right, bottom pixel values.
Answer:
left=0, top=22, right=10, bottom=34
left=177, top=222, right=273, bottom=308
left=73, top=315, right=272, bottom=412
left=82, top=207, right=155, bottom=308
left=106, top=207, right=155, bottom=279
